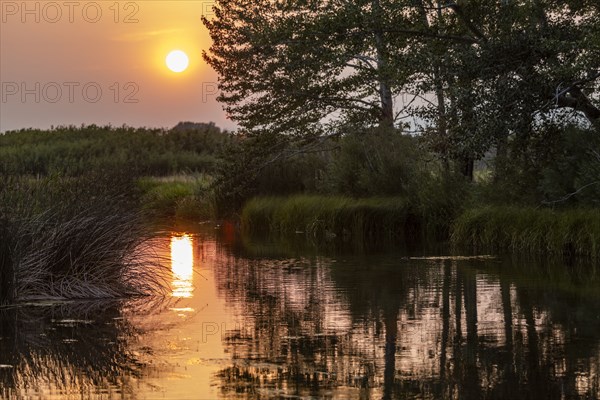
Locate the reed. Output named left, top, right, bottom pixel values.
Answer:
left=451, top=207, right=600, bottom=258
left=138, top=174, right=215, bottom=220
left=241, top=195, right=416, bottom=242
left=0, top=176, right=168, bottom=303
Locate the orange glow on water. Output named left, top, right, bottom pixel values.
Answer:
left=170, top=234, right=194, bottom=298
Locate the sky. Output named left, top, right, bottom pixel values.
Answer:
left=0, top=0, right=235, bottom=132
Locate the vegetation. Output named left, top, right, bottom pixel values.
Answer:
left=137, top=175, right=216, bottom=220
left=2, top=2, right=600, bottom=303
left=242, top=195, right=415, bottom=241
left=203, top=1, right=600, bottom=245
left=452, top=207, right=600, bottom=259
left=0, top=175, right=168, bottom=304
left=204, top=0, right=600, bottom=180
left=0, top=122, right=236, bottom=304
left=0, top=122, right=231, bottom=176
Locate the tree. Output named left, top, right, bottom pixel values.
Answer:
left=202, top=0, right=416, bottom=135
left=406, top=1, right=600, bottom=178
left=204, top=0, right=600, bottom=182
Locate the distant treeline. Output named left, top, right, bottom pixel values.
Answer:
left=0, top=122, right=234, bottom=176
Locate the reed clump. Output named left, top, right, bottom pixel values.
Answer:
left=137, top=174, right=216, bottom=220
left=451, top=207, right=600, bottom=258
left=241, top=195, right=416, bottom=241
left=0, top=175, right=168, bottom=304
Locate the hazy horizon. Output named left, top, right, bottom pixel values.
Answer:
left=0, top=1, right=236, bottom=133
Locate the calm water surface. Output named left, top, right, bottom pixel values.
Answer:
left=1, top=223, right=600, bottom=399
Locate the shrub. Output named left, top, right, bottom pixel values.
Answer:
left=321, top=128, right=426, bottom=197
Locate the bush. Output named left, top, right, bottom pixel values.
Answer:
left=539, top=127, right=600, bottom=207
left=321, top=128, right=426, bottom=197
left=212, top=131, right=330, bottom=216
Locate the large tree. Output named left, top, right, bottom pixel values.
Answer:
left=204, top=0, right=600, bottom=179
left=202, top=0, right=418, bottom=135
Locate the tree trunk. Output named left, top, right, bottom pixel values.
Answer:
left=461, top=157, right=474, bottom=181
left=373, top=0, right=394, bottom=128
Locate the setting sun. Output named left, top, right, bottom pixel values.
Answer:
left=166, top=50, right=189, bottom=73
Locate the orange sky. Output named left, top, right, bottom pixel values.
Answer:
left=0, top=1, right=235, bottom=132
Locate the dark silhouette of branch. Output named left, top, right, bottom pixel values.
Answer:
left=542, top=181, right=600, bottom=206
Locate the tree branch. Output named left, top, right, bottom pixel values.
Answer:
left=554, top=72, right=600, bottom=124
left=541, top=181, right=600, bottom=206
left=445, top=2, right=488, bottom=43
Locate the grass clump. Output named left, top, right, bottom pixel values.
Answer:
left=241, top=195, right=415, bottom=242
left=0, top=175, right=168, bottom=304
left=138, top=174, right=215, bottom=221
left=451, top=207, right=600, bottom=258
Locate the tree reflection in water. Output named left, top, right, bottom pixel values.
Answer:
left=1, top=229, right=599, bottom=399
left=211, top=245, right=600, bottom=400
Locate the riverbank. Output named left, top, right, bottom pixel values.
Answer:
left=241, top=195, right=418, bottom=243
left=241, top=195, right=600, bottom=259
left=452, top=207, right=600, bottom=259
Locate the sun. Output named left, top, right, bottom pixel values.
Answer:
left=166, top=50, right=189, bottom=73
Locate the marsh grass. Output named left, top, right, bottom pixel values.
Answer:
left=452, top=207, right=600, bottom=258
left=10, top=210, right=168, bottom=301
left=241, top=196, right=416, bottom=242
left=138, top=174, right=216, bottom=220
left=0, top=175, right=169, bottom=304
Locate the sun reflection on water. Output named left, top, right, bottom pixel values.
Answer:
left=170, top=234, right=194, bottom=298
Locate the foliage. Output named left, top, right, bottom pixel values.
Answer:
left=204, top=0, right=600, bottom=181
left=472, top=125, right=600, bottom=206
left=137, top=175, right=216, bottom=220
left=539, top=127, right=600, bottom=207
left=203, top=0, right=410, bottom=133
left=410, top=171, right=472, bottom=237
left=213, top=131, right=332, bottom=215
left=321, top=128, right=426, bottom=196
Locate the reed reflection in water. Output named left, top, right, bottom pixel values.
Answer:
left=170, top=234, right=194, bottom=298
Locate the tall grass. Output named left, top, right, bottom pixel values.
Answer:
left=241, top=195, right=416, bottom=242
left=452, top=207, right=600, bottom=258
left=0, top=175, right=168, bottom=304
left=0, top=123, right=231, bottom=177
left=0, top=220, right=15, bottom=304
left=137, top=174, right=216, bottom=220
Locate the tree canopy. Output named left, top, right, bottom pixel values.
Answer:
left=203, top=0, right=600, bottom=177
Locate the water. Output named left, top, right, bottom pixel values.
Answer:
left=1, top=223, right=600, bottom=399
